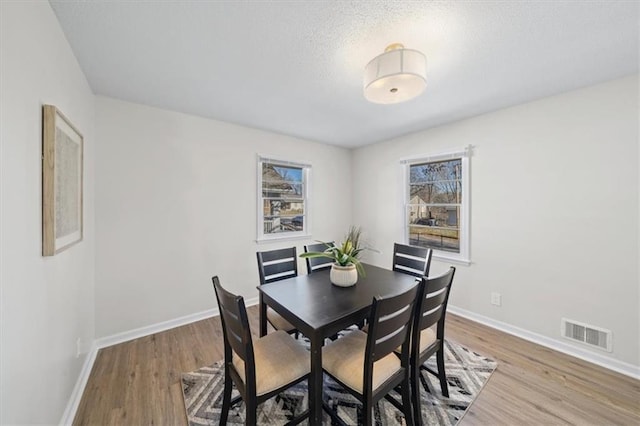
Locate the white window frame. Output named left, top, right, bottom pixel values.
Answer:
left=401, top=146, right=472, bottom=265
left=257, top=155, right=311, bottom=242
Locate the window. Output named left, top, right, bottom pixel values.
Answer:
left=257, top=156, right=310, bottom=241
left=404, top=147, right=471, bottom=264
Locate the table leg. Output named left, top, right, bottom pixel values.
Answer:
left=259, top=294, right=267, bottom=337
left=309, top=334, right=323, bottom=425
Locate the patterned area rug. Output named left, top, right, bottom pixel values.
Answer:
left=181, top=338, right=496, bottom=425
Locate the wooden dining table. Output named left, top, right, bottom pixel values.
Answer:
left=257, top=263, right=418, bottom=425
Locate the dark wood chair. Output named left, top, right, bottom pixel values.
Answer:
left=303, top=242, right=335, bottom=274
left=409, top=267, right=456, bottom=425
left=212, top=276, right=310, bottom=425
left=256, top=247, right=299, bottom=337
left=392, top=243, right=432, bottom=278
left=321, top=282, right=421, bottom=426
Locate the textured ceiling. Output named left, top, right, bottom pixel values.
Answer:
left=49, top=1, right=639, bottom=148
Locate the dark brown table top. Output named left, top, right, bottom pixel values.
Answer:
left=257, top=263, right=418, bottom=337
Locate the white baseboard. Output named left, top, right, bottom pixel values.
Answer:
left=94, top=308, right=219, bottom=349
left=95, top=296, right=259, bottom=349
left=62, top=296, right=259, bottom=425
left=448, top=305, right=640, bottom=380
left=59, top=342, right=99, bottom=425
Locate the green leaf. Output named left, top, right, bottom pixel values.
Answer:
left=297, top=226, right=370, bottom=277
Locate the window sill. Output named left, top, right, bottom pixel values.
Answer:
left=256, top=233, right=312, bottom=244
left=432, top=253, right=471, bottom=266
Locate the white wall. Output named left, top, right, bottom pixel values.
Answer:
left=353, top=75, right=639, bottom=366
left=0, top=2, right=96, bottom=424
left=1, top=6, right=636, bottom=424
left=94, top=97, right=352, bottom=338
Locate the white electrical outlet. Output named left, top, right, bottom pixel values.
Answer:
left=76, top=338, right=81, bottom=358
left=491, top=292, right=502, bottom=306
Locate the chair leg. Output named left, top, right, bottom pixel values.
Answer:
left=245, top=399, right=257, bottom=426
left=411, top=361, right=422, bottom=426
left=436, top=349, right=449, bottom=398
left=362, top=402, right=373, bottom=426
left=220, top=369, right=233, bottom=425
left=401, top=379, right=414, bottom=426
left=259, top=298, right=267, bottom=337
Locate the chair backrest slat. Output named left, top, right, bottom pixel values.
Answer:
left=212, top=276, right=253, bottom=365
left=414, top=267, right=455, bottom=339
left=365, top=284, right=420, bottom=363
left=372, top=306, right=414, bottom=358
left=392, top=243, right=432, bottom=278
left=257, top=247, right=298, bottom=284
left=421, top=288, right=448, bottom=314
left=419, top=305, right=445, bottom=330
left=304, top=242, right=335, bottom=274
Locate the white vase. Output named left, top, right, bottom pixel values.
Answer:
left=330, top=263, right=358, bottom=287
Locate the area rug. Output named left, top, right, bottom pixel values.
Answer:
left=181, top=338, right=496, bottom=425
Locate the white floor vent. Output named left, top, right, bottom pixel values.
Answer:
left=561, top=318, right=612, bottom=352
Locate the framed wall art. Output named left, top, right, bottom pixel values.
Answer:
left=42, top=105, right=83, bottom=256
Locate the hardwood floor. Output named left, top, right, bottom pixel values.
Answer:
left=73, top=307, right=640, bottom=425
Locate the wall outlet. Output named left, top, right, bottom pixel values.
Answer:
left=76, top=338, right=81, bottom=358
left=491, top=292, right=502, bottom=306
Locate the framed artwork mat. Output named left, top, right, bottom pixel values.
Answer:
left=42, top=104, right=83, bottom=256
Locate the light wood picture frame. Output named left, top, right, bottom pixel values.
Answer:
left=42, top=105, right=83, bottom=256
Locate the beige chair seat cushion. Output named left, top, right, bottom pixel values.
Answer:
left=322, top=330, right=401, bottom=394
left=415, top=326, right=437, bottom=353
left=267, top=307, right=296, bottom=332
left=232, top=330, right=309, bottom=396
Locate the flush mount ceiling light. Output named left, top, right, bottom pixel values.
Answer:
left=363, top=43, right=427, bottom=104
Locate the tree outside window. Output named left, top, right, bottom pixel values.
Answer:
left=405, top=151, right=469, bottom=264
left=258, top=158, right=310, bottom=240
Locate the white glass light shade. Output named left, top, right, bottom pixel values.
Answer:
left=364, top=45, right=427, bottom=104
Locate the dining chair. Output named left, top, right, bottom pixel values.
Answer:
left=392, top=243, right=433, bottom=278
left=322, top=282, right=421, bottom=426
left=303, top=241, right=335, bottom=274
left=256, top=247, right=299, bottom=337
left=409, top=267, right=456, bottom=425
left=212, top=276, right=310, bottom=425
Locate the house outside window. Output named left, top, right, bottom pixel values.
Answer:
left=404, top=147, right=471, bottom=264
left=257, top=156, right=311, bottom=241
